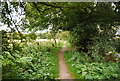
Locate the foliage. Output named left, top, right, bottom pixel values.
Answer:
left=2, top=41, right=62, bottom=79
left=56, top=30, right=70, bottom=41
left=75, top=62, right=120, bottom=79
left=87, top=37, right=119, bottom=62
left=114, top=38, right=120, bottom=53
left=1, top=30, right=37, bottom=53
left=64, top=48, right=120, bottom=79
left=1, top=2, right=120, bottom=53
left=37, top=33, right=48, bottom=39
left=1, top=2, right=120, bottom=80
left=27, top=33, right=37, bottom=41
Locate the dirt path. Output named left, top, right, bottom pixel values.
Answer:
left=58, top=42, right=73, bottom=80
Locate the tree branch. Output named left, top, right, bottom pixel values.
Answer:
left=5, top=2, right=23, bottom=42
left=39, top=2, right=63, bottom=9
left=33, top=2, right=56, bottom=13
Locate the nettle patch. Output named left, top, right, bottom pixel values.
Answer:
left=65, top=49, right=120, bottom=79
left=2, top=42, right=62, bottom=79
left=74, top=62, right=120, bottom=79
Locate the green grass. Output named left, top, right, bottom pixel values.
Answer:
left=64, top=41, right=82, bottom=79
left=64, top=49, right=120, bottom=79
left=2, top=41, right=63, bottom=79
left=46, top=47, right=61, bottom=78
left=44, top=41, right=64, bottom=79
left=64, top=50, right=83, bottom=79
left=64, top=42, right=120, bottom=80
left=65, top=41, right=72, bottom=48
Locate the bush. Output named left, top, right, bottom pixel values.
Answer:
left=88, top=37, right=118, bottom=62
left=114, top=38, right=120, bottom=53
left=65, top=49, right=120, bottom=79
left=2, top=41, right=61, bottom=79
left=75, top=62, right=120, bottom=79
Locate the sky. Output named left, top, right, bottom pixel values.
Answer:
left=116, top=26, right=120, bottom=35
left=0, top=23, right=51, bottom=34
left=0, top=2, right=52, bottom=34
left=0, top=23, right=8, bottom=31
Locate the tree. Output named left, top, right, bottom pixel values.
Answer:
left=1, top=2, right=120, bottom=54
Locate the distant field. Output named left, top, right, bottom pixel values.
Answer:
left=36, top=39, right=64, bottom=43
left=8, top=39, right=64, bottom=43
left=36, top=39, right=49, bottom=41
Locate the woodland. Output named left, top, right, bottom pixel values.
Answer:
left=1, top=1, right=120, bottom=80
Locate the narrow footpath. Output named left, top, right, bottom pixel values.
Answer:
left=58, top=42, right=73, bottom=80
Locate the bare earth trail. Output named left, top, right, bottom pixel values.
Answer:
left=58, top=42, right=74, bottom=81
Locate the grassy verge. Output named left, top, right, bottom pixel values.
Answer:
left=64, top=42, right=120, bottom=80
left=64, top=50, right=83, bottom=79
left=64, top=41, right=82, bottom=79
left=2, top=41, right=63, bottom=79
left=46, top=41, right=63, bottom=79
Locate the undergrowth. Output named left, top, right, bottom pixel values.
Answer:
left=64, top=42, right=120, bottom=80
left=2, top=41, right=63, bottom=79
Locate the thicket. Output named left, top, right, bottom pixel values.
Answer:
left=2, top=41, right=62, bottom=79
left=65, top=43, right=120, bottom=79
left=1, top=30, right=63, bottom=79
left=1, top=2, right=120, bottom=80
left=1, top=2, right=120, bottom=56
